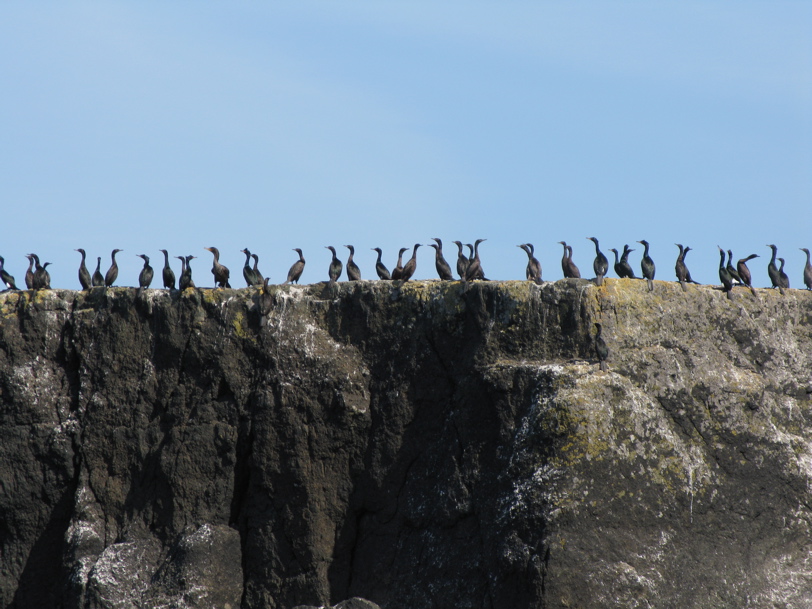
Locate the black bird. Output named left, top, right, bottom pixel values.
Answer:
left=430, top=238, right=454, bottom=281
left=725, top=250, right=742, bottom=284
left=587, top=237, right=609, bottom=286
left=400, top=244, right=421, bottom=282
left=75, top=249, right=92, bottom=290
left=159, top=249, right=176, bottom=290
left=371, top=248, right=391, bottom=280
left=92, top=257, right=104, bottom=287
left=345, top=245, right=362, bottom=281
left=464, top=239, right=486, bottom=283
left=778, top=258, right=790, bottom=291
left=637, top=240, right=655, bottom=291
left=205, top=247, right=231, bottom=288
left=736, top=254, right=759, bottom=296
left=452, top=241, right=469, bottom=280
left=105, top=249, right=122, bottom=288
left=24, top=255, right=35, bottom=290
left=619, top=245, right=636, bottom=279
left=241, top=249, right=257, bottom=287
left=177, top=255, right=196, bottom=290
left=285, top=249, right=306, bottom=284
left=801, top=248, right=812, bottom=290
left=674, top=244, right=698, bottom=291
left=717, top=246, right=733, bottom=300
left=465, top=243, right=487, bottom=280
left=594, top=323, right=609, bottom=372
left=258, top=277, right=273, bottom=327
left=767, top=245, right=783, bottom=294
left=326, top=246, right=343, bottom=284
left=518, top=243, right=542, bottom=284
left=31, top=254, right=51, bottom=290
left=391, top=247, right=408, bottom=280
left=251, top=254, right=263, bottom=287
left=0, top=256, right=18, bottom=291
left=136, top=254, right=154, bottom=296
left=558, top=241, right=581, bottom=279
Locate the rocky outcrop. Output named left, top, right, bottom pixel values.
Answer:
left=0, top=279, right=810, bottom=608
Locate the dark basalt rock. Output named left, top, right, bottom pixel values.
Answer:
left=0, top=280, right=810, bottom=608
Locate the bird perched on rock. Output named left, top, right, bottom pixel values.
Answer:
left=464, top=239, right=486, bottom=283
left=725, top=251, right=742, bottom=285
left=285, top=249, right=306, bottom=284
left=391, top=247, right=408, bottom=281
left=75, top=249, right=91, bottom=290
left=205, top=247, right=231, bottom=288
left=251, top=254, right=263, bottom=287
left=241, top=249, right=257, bottom=287
left=24, top=255, right=35, bottom=290
left=137, top=254, right=154, bottom=297
left=452, top=241, right=469, bottom=280
left=429, top=238, right=454, bottom=280
left=400, top=244, right=421, bottom=282
left=371, top=248, right=391, bottom=280
left=766, top=244, right=783, bottom=294
left=594, top=323, right=609, bottom=372
left=518, top=243, right=542, bottom=284
left=92, top=257, right=104, bottom=287
left=558, top=242, right=581, bottom=279
left=717, top=246, right=733, bottom=300
left=801, top=248, right=812, bottom=290
left=778, top=258, right=790, bottom=292
left=587, top=237, right=608, bottom=286
left=159, top=249, right=176, bottom=290
left=30, top=254, right=51, bottom=290
left=674, top=244, right=698, bottom=291
left=258, top=277, right=273, bottom=326
left=177, top=255, right=196, bottom=290
left=105, top=249, right=122, bottom=288
left=637, top=240, right=655, bottom=291
left=345, top=245, right=361, bottom=281
left=326, top=246, right=342, bottom=284
left=736, top=254, right=759, bottom=297
left=0, top=256, right=18, bottom=291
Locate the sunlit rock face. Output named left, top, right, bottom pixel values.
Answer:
left=0, top=279, right=810, bottom=609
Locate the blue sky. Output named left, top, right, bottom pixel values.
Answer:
left=1, top=2, right=810, bottom=289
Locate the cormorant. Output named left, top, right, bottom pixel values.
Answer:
left=137, top=254, right=154, bottom=296
left=465, top=243, right=487, bottom=280
left=24, top=255, right=35, bottom=290
left=159, top=249, right=176, bottom=290
left=241, top=249, right=257, bottom=287
left=619, top=245, right=636, bottom=279
left=637, top=240, right=655, bottom=291
left=452, top=241, right=469, bottom=280
left=177, top=255, right=196, bottom=290
left=464, top=239, right=486, bottom=283
left=766, top=245, right=783, bottom=294
left=594, top=323, right=609, bottom=372
left=258, top=277, right=272, bottom=326
left=31, top=254, right=51, bottom=290
left=801, top=248, right=812, bottom=290
left=725, top=251, right=742, bottom=284
left=92, top=257, right=104, bottom=287
left=736, top=254, right=759, bottom=296
left=558, top=242, right=581, bottom=279
left=75, top=249, right=91, bottom=290
left=205, top=247, right=231, bottom=288
left=326, top=246, right=343, bottom=284
left=518, top=244, right=542, bottom=284
left=0, top=256, right=18, bottom=291
left=717, top=246, right=733, bottom=300
left=285, top=249, right=306, bottom=284
left=400, top=244, right=421, bottom=282
left=674, top=244, right=697, bottom=291
left=778, top=258, right=790, bottom=291
left=587, top=237, right=608, bottom=286
left=104, top=249, right=122, bottom=288
left=391, top=247, right=408, bottom=280
left=251, top=254, right=263, bottom=287
left=371, top=248, right=391, bottom=280
left=430, top=238, right=454, bottom=281
left=345, top=245, right=361, bottom=281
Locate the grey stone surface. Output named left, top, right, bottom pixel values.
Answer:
left=0, top=279, right=810, bottom=608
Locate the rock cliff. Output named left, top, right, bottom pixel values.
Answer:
left=0, top=279, right=810, bottom=608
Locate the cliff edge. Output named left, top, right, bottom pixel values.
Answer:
left=0, top=279, right=811, bottom=608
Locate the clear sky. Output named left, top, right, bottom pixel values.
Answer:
left=1, top=2, right=810, bottom=289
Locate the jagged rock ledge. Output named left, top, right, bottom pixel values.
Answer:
left=0, top=279, right=810, bottom=608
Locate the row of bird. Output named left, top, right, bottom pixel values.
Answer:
left=1, top=239, right=811, bottom=294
